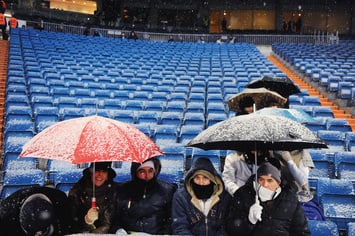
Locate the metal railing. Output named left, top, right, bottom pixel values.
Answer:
left=26, top=20, right=339, bottom=45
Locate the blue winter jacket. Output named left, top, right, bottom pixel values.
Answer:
left=172, top=157, right=231, bottom=236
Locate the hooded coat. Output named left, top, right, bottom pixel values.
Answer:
left=0, top=186, right=73, bottom=236
left=67, top=164, right=117, bottom=234
left=225, top=176, right=310, bottom=236
left=111, top=157, right=177, bottom=234
left=172, top=157, right=231, bottom=236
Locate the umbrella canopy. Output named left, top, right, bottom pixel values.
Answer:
left=228, top=87, right=287, bottom=112
left=247, top=75, right=301, bottom=98
left=254, top=107, right=318, bottom=124
left=187, top=113, right=327, bottom=152
left=20, top=115, right=163, bottom=164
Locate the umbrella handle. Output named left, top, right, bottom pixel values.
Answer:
left=91, top=197, right=97, bottom=208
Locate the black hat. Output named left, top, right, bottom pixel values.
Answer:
left=88, top=161, right=116, bottom=179
left=257, top=162, right=281, bottom=183
left=19, top=193, right=55, bottom=236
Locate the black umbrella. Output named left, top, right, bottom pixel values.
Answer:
left=187, top=113, right=327, bottom=152
left=247, top=76, right=301, bottom=98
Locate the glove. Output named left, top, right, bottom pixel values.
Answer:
left=85, top=207, right=99, bottom=225
left=116, top=228, right=128, bottom=235
left=275, top=151, right=292, bottom=162
left=248, top=202, right=263, bottom=224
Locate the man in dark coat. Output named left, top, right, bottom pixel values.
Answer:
left=0, top=186, right=73, bottom=236
left=111, top=157, right=177, bottom=235
left=68, top=161, right=117, bottom=234
left=172, top=157, right=231, bottom=235
left=225, top=162, right=310, bottom=236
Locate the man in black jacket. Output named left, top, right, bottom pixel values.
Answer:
left=111, top=157, right=177, bottom=235
left=225, top=161, right=310, bottom=236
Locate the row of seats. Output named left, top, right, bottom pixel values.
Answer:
left=272, top=43, right=355, bottom=104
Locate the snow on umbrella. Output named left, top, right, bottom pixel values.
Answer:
left=187, top=113, right=328, bottom=152
left=228, top=87, right=287, bottom=112
left=247, top=75, right=301, bottom=98
left=254, top=107, right=318, bottom=124
left=20, top=115, right=163, bottom=164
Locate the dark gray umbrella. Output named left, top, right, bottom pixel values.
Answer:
left=247, top=76, right=301, bottom=98
left=187, top=113, right=327, bottom=151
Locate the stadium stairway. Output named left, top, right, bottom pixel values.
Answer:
left=0, top=40, right=8, bottom=167
left=268, top=55, right=355, bottom=132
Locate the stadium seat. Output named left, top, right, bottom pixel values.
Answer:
left=347, top=222, right=355, bottom=236
left=317, top=130, right=346, bottom=152
left=182, top=112, right=205, bottom=126
left=135, top=110, right=160, bottom=125
left=326, top=119, right=352, bottom=132
left=308, top=220, right=339, bottom=236
left=334, top=152, right=355, bottom=187
left=345, top=132, right=355, bottom=152
left=160, top=111, right=183, bottom=126
left=316, top=178, right=354, bottom=231
left=179, top=125, right=203, bottom=145
left=153, top=124, right=179, bottom=147
left=312, top=106, right=335, bottom=118
left=1, top=169, right=46, bottom=199
left=113, top=110, right=136, bottom=124
left=308, top=150, right=336, bottom=190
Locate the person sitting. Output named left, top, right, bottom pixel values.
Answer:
left=225, top=162, right=310, bottom=236
left=222, top=149, right=277, bottom=196
left=0, top=186, right=73, bottom=236
left=172, top=157, right=231, bottom=235
left=237, top=96, right=255, bottom=115
left=68, top=162, right=117, bottom=234
left=111, top=157, right=177, bottom=235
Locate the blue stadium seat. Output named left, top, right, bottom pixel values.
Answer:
left=166, top=101, right=186, bottom=113
left=153, top=124, right=179, bottom=147
left=312, top=106, right=335, bottom=118
left=182, top=113, right=205, bottom=126
left=5, top=105, right=33, bottom=122
left=59, top=107, right=85, bottom=120
left=34, top=107, right=60, bottom=132
left=123, top=100, right=145, bottom=111
left=308, top=220, right=339, bottom=236
left=53, top=96, right=79, bottom=109
left=308, top=150, right=335, bottom=189
left=160, top=112, right=183, bottom=126
left=316, top=178, right=354, bottom=231
left=53, top=169, right=84, bottom=195
left=158, top=146, right=186, bottom=185
left=326, top=119, right=352, bottom=132
left=113, top=161, right=132, bottom=183
left=135, top=110, right=160, bottom=125
left=113, top=110, right=136, bottom=124
left=347, top=222, right=355, bottom=236
left=145, top=100, right=166, bottom=112
left=1, top=169, right=45, bottom=199
left=345, top=132, right=355, bottom=152
left=317, top=130, right=346, bottom=152
left=179, top=125, right=203, bottom=145
left=334, top=152, right=355, bottom=187
left=206, top=113, right=228, bottom=127
left=186, top=102, right=205, bottom=114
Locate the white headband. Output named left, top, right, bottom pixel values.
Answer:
left=137, top=160, right=155, bottom=171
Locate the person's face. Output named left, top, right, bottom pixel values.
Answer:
left=244, top=106, right=254, bottom=114
left=93, top=170, right=108, bottom=187
left=137, top=167, right=155, bottom=181
left=193, top=174, right=211, bottom=186
left=258, top=175, right=280, bottom=191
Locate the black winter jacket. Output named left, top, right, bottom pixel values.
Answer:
left=68, top=168, right=117, bottom=233
left=111, top=157, right=177, bottom=234
left=225, top=176, right=310, bottom=236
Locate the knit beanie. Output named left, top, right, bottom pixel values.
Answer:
left=257, top=162, right=281, bottom=183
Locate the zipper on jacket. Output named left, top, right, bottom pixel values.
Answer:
left=205, top=217, right=208, bottom=236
